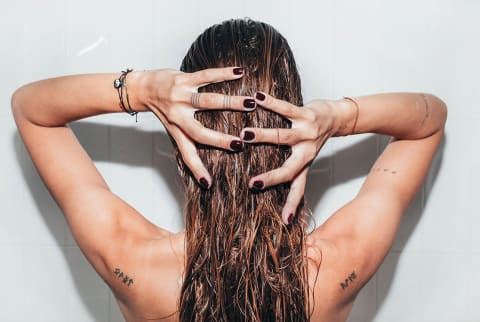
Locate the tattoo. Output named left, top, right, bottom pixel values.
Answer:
left=373, top=167, right=397, bottom=174
left=113, top=267, right=134, bottom=287
left=420, top=93, right=430, bottom=127
left=340, top=271, right=357, bottom=290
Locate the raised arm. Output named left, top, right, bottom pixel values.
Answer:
left=241, top=91, right=446, bottom=298
left=11, top=67, right=254, bottom=295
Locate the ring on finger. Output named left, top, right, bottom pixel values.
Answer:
left=191, top=92, right=201, bottom=108
left=223, top=94, right=231, bottom=109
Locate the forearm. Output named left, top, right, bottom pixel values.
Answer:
left=11, top=71, right=149, bottom=126
left=333, top=92, right=447, bottom=139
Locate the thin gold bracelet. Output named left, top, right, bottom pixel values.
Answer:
left=343, top=96, right=359, bottom=135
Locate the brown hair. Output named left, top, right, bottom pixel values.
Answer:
left=176, top=18, right=310, bottom=321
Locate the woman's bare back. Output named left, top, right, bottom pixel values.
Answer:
left=110, top=230, right=360, bottom=322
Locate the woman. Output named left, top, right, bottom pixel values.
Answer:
left=11, top=19, right=446, bottom=321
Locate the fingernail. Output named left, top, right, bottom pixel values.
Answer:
left=279, top=144, right=290, bottom=152
left=233, top=67, right=244, bottom=75
left=287, top=213, right=294, bottom=224
left=252, top=180, right=264, bottom=190
left=242, top=130, right=255, bottom=141
left=230, top=140, right=243, bottom=151
left=243, top=98, right=256, bottom=110
left=199, top=177, right=209, bottom=189
left=255, top=92, right=266, bottom=101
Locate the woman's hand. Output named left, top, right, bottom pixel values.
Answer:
left=240, top=92, right=342, bottom=224
left=139, top=67, right=256, bottom=188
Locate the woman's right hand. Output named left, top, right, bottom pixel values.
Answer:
left=240, top=92, right=345, bottom=224
left=138, top=67, right=256, bottom=188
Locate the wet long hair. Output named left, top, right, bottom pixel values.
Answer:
left=176, top=18, right=310, bottom=321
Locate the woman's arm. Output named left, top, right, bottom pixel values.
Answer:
left=241, top=92, right=447, bottom=222
left=334, top=92, right=446, bottom=140
left=11, top=72, right=148, bottom=126
left=11, top=67, right=254, bottom=296
left=241, top=92, right=446, bottom=300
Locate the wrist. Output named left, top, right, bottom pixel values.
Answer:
left=126, top=70, right=151, bottom=112
left=332, top=98, right=357, bottom=136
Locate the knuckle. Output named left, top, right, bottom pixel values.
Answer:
left=300, top=127, right=317, bottom=141
left=282, top=130, right=293, bottom=143
left=168, top=89, right=183, bottom=104
left=286, top=104, right=297, bottom=116
left=172, top=74, right=185, bottom=86
left=302, top=109, right=317, bottom=123
left=203, top=94, right=216, bottom=107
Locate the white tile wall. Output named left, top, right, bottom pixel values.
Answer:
left=1, top=0, right=477, bottom=321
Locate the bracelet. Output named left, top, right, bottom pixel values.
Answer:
left=114, top=68, right=138, bottom=122
left=343, top=96, right=359, bottom=135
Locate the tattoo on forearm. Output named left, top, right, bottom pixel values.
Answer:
left=113, top=267, right=134, bottom=287
left=373, top=167, right=397, bottom=174
left=340, top=271, right=357, bottom=290
left=420, top=93, right=430, bottom=127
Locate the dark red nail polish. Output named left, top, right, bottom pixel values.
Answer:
left=243, top=99, right=256, bottom=110
left=230, top=140, right=243, bottom=151
left=255, top=92, right=266, bottom=101
left=287, top=213, right=294, bottom=224
left=199, top=177, right=209, bottom=189
left=253, top=180, right=264, bottom=190
left=242, top=131, right=255, bottom=141
left=233, top=67, right=244, bottom=75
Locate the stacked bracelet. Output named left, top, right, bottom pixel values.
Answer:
left=114, top=68, right=138, bottom=122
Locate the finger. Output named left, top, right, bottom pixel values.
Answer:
left=182, top=119, right=244, bottom=152
left=254, top=91, right=299, bottom=119
left=281, top=167, right=308, bottom=225
left=170, top=126, right=212, bottom=188
left=240, top=127, right=302, bottom=145
left=190, top=67, right=244, bottom=87
left=191, top=93, right=256, bottom=111
left=248, top=153, right=305, bottom=190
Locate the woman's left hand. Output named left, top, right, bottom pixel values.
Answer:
left=240, top=92, right=341, bottom=224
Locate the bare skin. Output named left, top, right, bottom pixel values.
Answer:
left=11, top=68, right=447, bottom=321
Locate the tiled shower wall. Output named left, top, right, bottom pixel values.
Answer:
left=0, top=0, right=478, bottom=321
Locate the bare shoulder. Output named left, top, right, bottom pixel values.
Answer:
left=107, top=231, right=186, bottom=321
left=306, top=231, right=366, bottom=322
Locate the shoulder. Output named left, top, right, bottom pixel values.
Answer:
left=106, top=231, right=185, bottom=320
left=306, top=230, right=372, bottom=320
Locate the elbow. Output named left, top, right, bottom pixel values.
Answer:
left=10, top=86, right=24, bottom=121
left=11, top=84, right=36, bottom=125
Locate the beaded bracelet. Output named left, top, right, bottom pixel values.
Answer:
left=114, top=68, right=138, bottom=122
